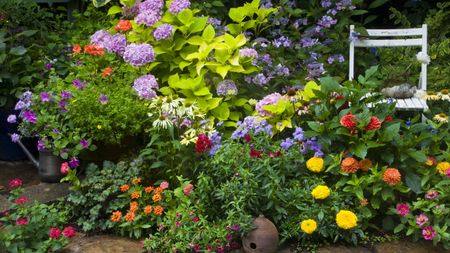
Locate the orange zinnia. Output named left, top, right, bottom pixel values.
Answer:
left=143, top=205, right=153, bottom=215
left=125, top=211, right=135, bottom=222
left=120, top=184, right=130, bottom=192
left=130, top=201, right=138, bottom=212
left=359, top=159, right=372, bottom=171
left=144, top=186, right=154, bottom=193
left=111, top=211, right=122, bottom=222
left=73, top=44, right=81, bottom=54
left=84, top=44, right=104, bottom=56
left=132, top=178, right=142, bottom=185
left=131, top=191, right=141, bottom=199
left=154, top=187, right=163, bottom=194
left=153, top=205, right=164, bottom=216
left=102, top=67, right=112, bottom=78
left=152, top=193, right=161, bottom=202
left=115, top=20, right=132, bottom=31
left=341, top=157, right=359, bottom=173
left=383, top=168, right=401, bottom=185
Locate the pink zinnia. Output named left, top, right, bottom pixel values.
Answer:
left=416, top=214, right=428, bottom=227
left=16, top=217, right=28, bottom=225
left=9, top=178, right=23, bottom=188
left=446, top=168, right=450, bottom=178
left=183, top=183, right=193, bottom=196
left=425, top=190, right=439, bottom=200
left=160, top=181, right=169, bottom=190
left=396, top=203, right=410, bottom=217
left=422, top=226, right=436, bottom=240
left=60, top=162, right=70, bottom=174
left=15, top=196, right=28, bottom=205
left=49, top=228, right=61, bottom=239
left=63, top=226, right=76, bottom=238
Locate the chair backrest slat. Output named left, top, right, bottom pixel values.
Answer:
left=366, top=28, right=424, bottom=36
left=354, top=39, right=423, bottom=47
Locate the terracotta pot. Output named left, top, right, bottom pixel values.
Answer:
left=242, top=215, right=279, bottom=253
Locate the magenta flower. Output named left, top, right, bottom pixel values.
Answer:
left=79, top=139, right=89, bottom=149
left=98, top=94, right=109, bottom=105
left=183, top=183, right=193, bottom=196
left=68, top=157, right=79, bottom=168
left=446, top=168, right=450, bottom=178
left=422, top=226, right=436, bottom=240
left=16, top=217, right=28, bottom=225
left=60, top=162, right=70, bottom=174
left=160, top=181, right=169, bottom=190
left=63, top=226, right=76, bottom=238
left=49, top=228, right=61, bottom=239
left=22, top=111, right=37, bottom=124
left=40, top=92, right=51, bottom=102
left=416, top=214, right=428, bottom=227
left=425, top=190, right=439, bottom=200
left=396, top=203, right=410, bottom=217
left=9, top=178, right=23, bottom=188
left=15, top=196, right=28, bottom=205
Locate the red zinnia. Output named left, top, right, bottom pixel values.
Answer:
left=72, top=44, right=81, bottom=54
left=250, top=148, right=263, bottom=158
left=63, top=226, right=76, bottom=238
left=365, top=116, right=381, bottom=131
left=115, top=20, right=132, bottom=31
left=49, top=228, right=61, bottom=239
left=340, top=113, right=357, bottom=129
left=15, top=196, right=28, bottom=205
left=9, top=178, right=23, bottom=188
left=196, top=134, right=212, bottom=153
left=16, top=217, right=28, bottom=225
left=384, top=115, right=393, bottom=123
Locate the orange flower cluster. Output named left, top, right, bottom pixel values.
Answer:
left=132, top=178, right=142, bottom=185
left=73, top=44, right=81, bottom=54
left=83, top=44, right=104, bottom=56
left=102, top=67, right=113, bottom=78
left=115, top=20, right=132, bottom=32
left=383, top=168, right=401, bottom=185
left=111, top=211, right=122, bottom=222
left=153, top=206, right=164, bottom=216
left=341, top=157, right=373, bottom=173
left=120, top=184, right=130, bottom=192
left=144, top=205, right=153, bottom=215
left=131, top=191, right=141, bottom=199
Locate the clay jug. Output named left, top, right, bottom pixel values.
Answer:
left=242, top=215, right=279, bottom=253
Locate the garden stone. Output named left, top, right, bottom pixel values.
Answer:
left=373, top=241, right=450, bottom=253
left=317, top=246, right=371, bottom=253
left=62, top=235, right=143, bottom=253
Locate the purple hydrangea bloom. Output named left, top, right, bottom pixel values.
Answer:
left=217, top=80, right=238, bottom=96
left=252, top=73, right=271, bottom=86
left=260, top=54, right=272, bottom=64
left=133, top=74, right=158, bottom=99
left=306, top=63, right=325, bottom=80
left=104, top=33, right=127, bottom=55
left=90, top=30, right=111, bottom=47
left=280, top=138, right=294, bottom=150
left=293, top=18, right=308, bottom=29
left=37, top=139, right=46, bottom=151
left=69, top=157, right=80, bottom=168
left=15, top=100, right=26, bottom=111
left=336, top=0, right=354, bottom=10
left=40, top=92, right=51, bottom=102
left=239, top=48, right=258, bottom=58
left=318, top=15, right=337, bottom=28
left=22, top=111, right=37, bottom=124
left=207, top=17, right=221, bottom=27
left=135, top=10, right=161, bottom=27
left=275, top=64, right=290, bottom=76
left=99, top=94, right=109, bottom=105
left=272, top=36, right=292, bottom=48
left=255, top=92, right=283, bottom=116
left=7, top=114, right=17, bottom=124
left=231, top=116, right=272, bottom=139
left=208, top=131, right=222, bottom=156
left=301, top=37, right=319, bottom=48
left=321, top=0, right=332, bottom=8
left=138, top=0, right=164, bottom=13
left=169, top=0, right=191, bottom=14
left=123, top=43, right=156, bottom=66
left=60, top=91, right=72, bottom=100
left=11, top=133, right=20, bottom=143
left=293, top=127, right=304, bottom=141
left=153, top=24, right=174, bottom=41
left=260, top=0, right=272, bottom=8
left=80, top=139, right=89, bottom=149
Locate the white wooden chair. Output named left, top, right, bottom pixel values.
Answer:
left=349, top=24, right=429, bottom=112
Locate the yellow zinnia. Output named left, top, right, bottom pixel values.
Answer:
left=311, top=185, right=331, bottom=200
left=306, top=157, right=324, bottom=173
left=336, top=210, right=358, bottom=230
left=300, top=219, right=317, bottom=234
left=436, top=162, right=450, bottom=175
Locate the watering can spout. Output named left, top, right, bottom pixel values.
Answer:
left=16, top=139, right=39, bottom=168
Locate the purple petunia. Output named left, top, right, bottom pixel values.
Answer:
left=37, top=139, right=46, bottom=151
left=22, top=111, right=37, bottom=124
left=72, top=79, right=86, bottom=90
left=135, top=10, right=161, bottom=27
left=15, top=100, right=26, bottom=111
left=69, top=157, right=79, bottom=168
left=153, top=24, right=174, bottom=41
left=79, top=139, right=89, bottom=149
left=133, top=74, right=158, bottom=99
left=40, top=92, right=51, bottom=102
left=11, top=133, right=20, bottom=143
left=60, top=91, right=72, bottom=100
left=98, top=94, right=109, bottom=105
left=169, top=0, right=191, bottom=14
left=7, top=114, right=17, bottom=124
left=217, top=80, right=238, bottom=96
left=123, top=43, right=156, bottom=67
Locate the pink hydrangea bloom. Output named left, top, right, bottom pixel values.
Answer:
left=422, top=226, right=436, bottom=240
left=396, top=203, right=410, bottom=217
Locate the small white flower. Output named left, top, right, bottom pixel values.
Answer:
left=416, top=51, right=430, bottom=64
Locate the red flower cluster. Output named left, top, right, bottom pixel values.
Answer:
left=340, top=113, right=357, bottom=130
left=84, top=44, right=104, bottom=56
left=365, top=116, right=381, bottom=131
left=115, top=20, right=132, bottom=32
left=250, top=148, right=263, bottom=158
left=195, top=134, right=212, bottom=153
left=102, top=67, right=113, bottom=78
left=9, top=178, right=23, bottom=189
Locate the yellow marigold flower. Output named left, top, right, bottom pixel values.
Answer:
left=129, top=201, right=138, bottom=212
left=143, top=205, right=153, bottom=215
left=144, top=186, right=154, bottom=193
left=111, top=211, right=122, bottom=222
left=120, top=184, right=130, bottom=192
left=436, top=162, right=450, bottom=175
left=153, top=205, right=164, bottom=216
left=125, top=211, right=135, bottom=222
left=132, top=178, right=142, bottom=185
left=152, top=193, right=162, bottom=202
left=306, top=157, right=324, bottom=173
left=336, top=210, right=358, bottom=230
left=300, top=219, right=317, bottom=234
left=311, top=185, right=331, bottom=200
left=131, top=191, right=141, bottom=199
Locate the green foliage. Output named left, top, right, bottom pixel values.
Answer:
left=0, top=187, right=70, bottom=253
